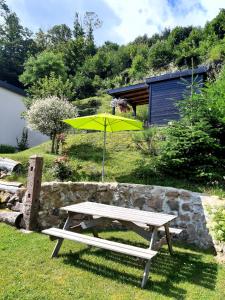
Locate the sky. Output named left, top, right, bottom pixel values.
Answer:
left=6, top=0, right=225, bottom=45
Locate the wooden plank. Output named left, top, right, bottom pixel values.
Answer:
left=43, top=228, right=158, bottom=260
left=61, top=202, right=176, bottom=227
left=133, top=222, right=183, bottom=235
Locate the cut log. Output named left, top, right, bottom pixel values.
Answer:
left=0, top=180, right=23, bottom=193
left=0, top=158, right=22, bottom=173
left=0, top=211, right=24, bottom=228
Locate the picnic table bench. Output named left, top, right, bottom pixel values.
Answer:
left=43, top=201, right=182, bottom=288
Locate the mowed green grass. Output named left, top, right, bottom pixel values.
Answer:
left=0, top=223, right=224, bottom=300
left=2, top=131, right=225, bottom=197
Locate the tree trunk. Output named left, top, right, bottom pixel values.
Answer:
left=51, top=132, right=56, bottom=154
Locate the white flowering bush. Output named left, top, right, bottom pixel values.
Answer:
left=26, top=96, right=78, bottom=153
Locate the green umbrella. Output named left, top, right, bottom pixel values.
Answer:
left=63, top=113, right=143, bottom=181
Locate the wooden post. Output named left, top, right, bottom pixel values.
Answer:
left=131, top=104, right=137, bottom=118
left=23, top=155, right=43, bottom=231
left=112, top=106, right=115, bottom=115
left=148, top=84, right=152, bottom=125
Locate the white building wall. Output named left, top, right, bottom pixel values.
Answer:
left=0, top=87, right=49, bottom=147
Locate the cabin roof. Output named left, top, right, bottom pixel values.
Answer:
left=107, top=66, right=208, bottom=105
left=0, top=80, right=26, bottom=96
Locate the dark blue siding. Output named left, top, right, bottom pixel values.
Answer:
left=150, top=75, right=203, bottom=125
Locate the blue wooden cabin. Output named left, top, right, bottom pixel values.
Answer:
left=107, top=66, right=208, bottom=125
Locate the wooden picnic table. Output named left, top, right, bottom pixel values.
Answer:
left=43, top=201, right=180, bottom=288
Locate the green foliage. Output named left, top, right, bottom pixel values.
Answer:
left=206, top=8, right=225, bottom=39
left=132, top=127, right=161, bottom=155
left=16, top=128, right=29, bottom=151
left=0, top=0, right=35, bottom=86
left=26, top=73, right=74, bottom=104
left=169, top=26, right=193, bottom=45
left=208, top=38, right=225, bottom=63
left=159, top=66, right=225, bottom=182
left=129, top=54, right=149, bottom=80
left=76, top=97, right=101, bottom=116
left=208, top=206, right=225, bottom=242
left=20, top=51, right=67, bottom=86
left=47, top=24, right=72, bottom=46
left=0, top=144, right=16, bottom=153
left=51, top=156, right=73, bottom=181
left=148, top=40, right=173, bottom=69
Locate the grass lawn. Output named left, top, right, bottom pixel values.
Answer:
left=2, top=132, right=225, bottom=198
left=0, top=223, right=225, bottom=300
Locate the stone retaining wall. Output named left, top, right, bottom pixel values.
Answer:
left=37, top=181, right=220, bottom=250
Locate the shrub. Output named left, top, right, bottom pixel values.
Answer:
left=16, top=128, right=29, bottom=151
left=208, top=206, right=225, bottom=242
left=51, top=156, right=72, bottom=181
left=0, top=144, right=16, bottom=153
left=132, top=127, right=161, bottom=156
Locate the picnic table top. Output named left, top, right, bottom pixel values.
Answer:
left=61, top=201, right=176, bottom=227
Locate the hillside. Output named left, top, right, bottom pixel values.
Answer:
left=2, top=131, right=225, bottom=198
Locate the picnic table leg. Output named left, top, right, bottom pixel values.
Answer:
left=141, top=227, right=158, bottom=288
left=164, top=224, right=173, bottom=255
left=51, top=216, right=71, bottom=258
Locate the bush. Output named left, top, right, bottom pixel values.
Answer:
left=208, top=206, right=225, bottom=242
left=51, top=156, right=72, bottom=181
left=132, top=127, right=161, bottom=155
left=0, top=144, right=16, bottom=153
left=158, top=66, right=225, bottom=183
left=16, top=128, right=29, bottom=151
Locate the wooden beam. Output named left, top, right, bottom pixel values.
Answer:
left=116, top=88, right=148, bottom=98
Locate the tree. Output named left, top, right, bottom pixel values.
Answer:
left=24, top=73, right=74, bottom=108
left=129, top=54, right=148, bottom=80
left=26, top=96, right=78, bottom=153
left=169, top=26, right=193, bottom=45
left=47, top=24, right=72, bottom=45
left=34, top=28, right=49, bottom=51
left=73, top=12, right=84, bottom=39
left=20, top=51, right=67, bottom=86
left=0, top=0, right=35, bottom=86
left=148, top=40, right=173, bottom=69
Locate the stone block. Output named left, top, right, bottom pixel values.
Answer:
left=179, top=214, right=190, bottom=222
left=165, top=188, right=179, bottom=198
left=182, top=203, right=191, bottom=211
left=167, top=199, right=179, bottom=211
left=133, top=197, right=146, bottom=209
left=180, top=190, right=192, bottom=200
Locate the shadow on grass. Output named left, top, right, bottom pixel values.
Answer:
left=66, top=143, right=110, bottom=163
left=116, top=164, right=204, bottom=193
left=60, top=237, right=218, bottom=299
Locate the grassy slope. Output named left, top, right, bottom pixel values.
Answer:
left=0, top=223, right=224, bottom=300
left=2, top=131, right=225, bottom=197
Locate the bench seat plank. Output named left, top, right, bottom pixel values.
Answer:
left=42, top=228, right=157, bottom=260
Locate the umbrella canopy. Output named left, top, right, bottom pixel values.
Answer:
left=63, top=113, right=143, bottom=181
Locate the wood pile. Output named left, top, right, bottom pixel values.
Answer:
left=0, top=180, right=26, bottom=228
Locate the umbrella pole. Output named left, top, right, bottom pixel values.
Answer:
left=102, top=121, right=106, bottom=182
